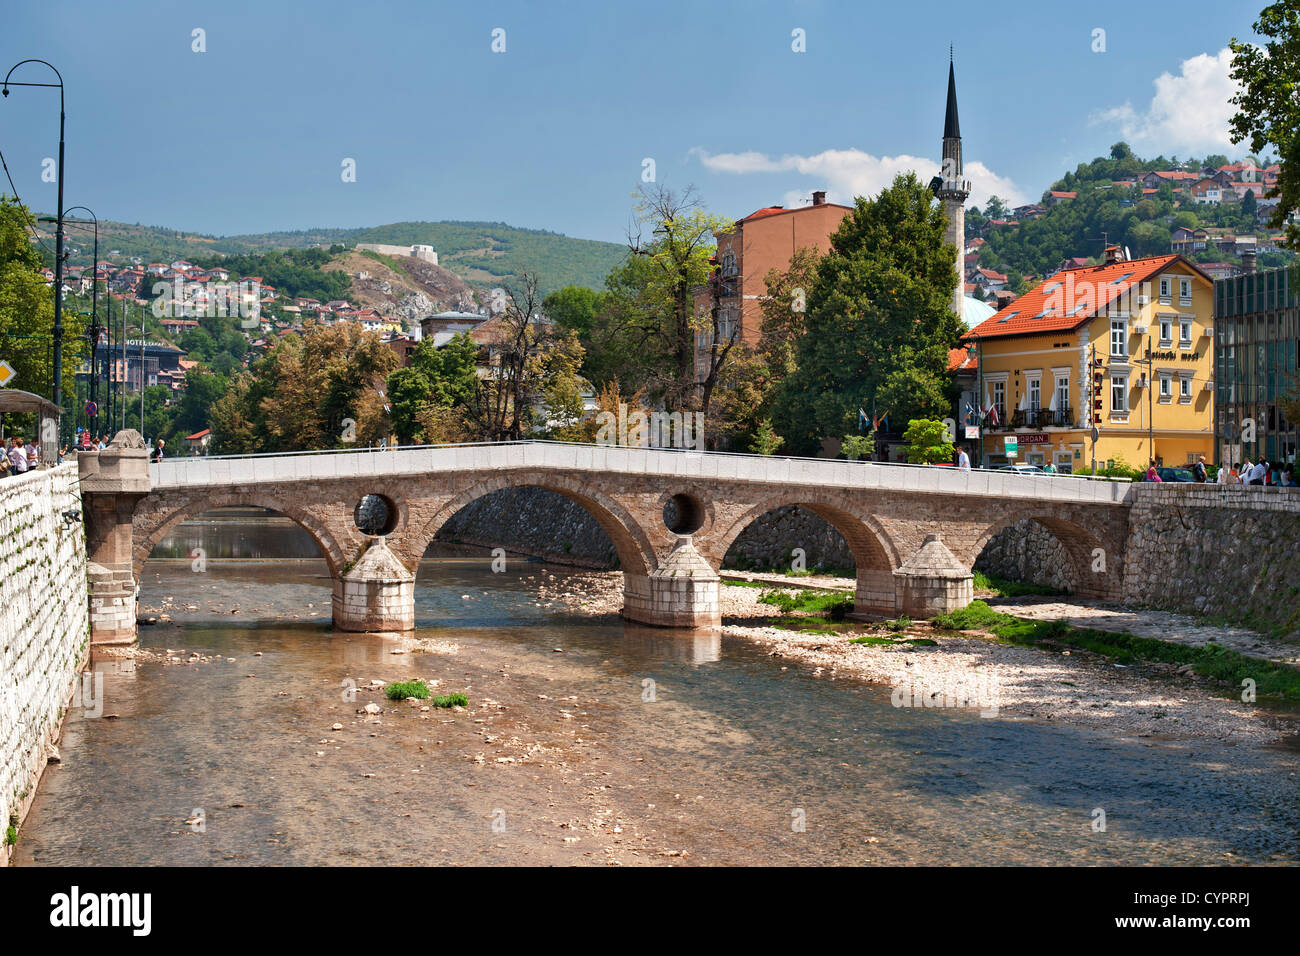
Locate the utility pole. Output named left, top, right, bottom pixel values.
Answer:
left=139, top=302, right=146, bottom=436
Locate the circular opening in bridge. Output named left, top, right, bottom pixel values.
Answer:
left=663, top=493, right=704, bottom=535
left=354, top=494, right=397, bottom=537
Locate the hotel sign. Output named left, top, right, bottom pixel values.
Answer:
left=1017, top=433, right=1052, bottom=444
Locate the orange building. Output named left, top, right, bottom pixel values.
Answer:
left=694, top=191, right=853, bottom=375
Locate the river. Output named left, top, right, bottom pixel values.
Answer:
left=12, top=513, right=1300, bottom=866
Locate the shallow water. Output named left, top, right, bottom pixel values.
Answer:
left=13, top=518, right=1300, bottom=866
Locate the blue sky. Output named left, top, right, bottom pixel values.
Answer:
left=0, top=0, right=1265, bottom=245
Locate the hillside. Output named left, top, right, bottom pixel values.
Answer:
left=970, top=145, right=1294, bottom=287
left=35, top=217, right=627, bottom=295
left=324, top=250, right=480, bottom=324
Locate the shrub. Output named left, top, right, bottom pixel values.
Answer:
left=384, top=680, right=430, bottom=700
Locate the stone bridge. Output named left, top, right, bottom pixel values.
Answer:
left=78, top=434, right=1135, bottom=643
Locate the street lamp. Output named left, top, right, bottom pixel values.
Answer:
left=4, top=59, right=67, bottom=413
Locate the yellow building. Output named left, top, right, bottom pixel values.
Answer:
left=963, top=250, right=1215, bottom=472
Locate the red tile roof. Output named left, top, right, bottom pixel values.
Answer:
left=963, top=254, right=1206, bottom=341
left=1049, top=190, right=1077, bottom=199
left=947, top=346, right=977, bottom=372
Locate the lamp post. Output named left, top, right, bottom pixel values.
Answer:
left=3, top=60, right=66, bottom=414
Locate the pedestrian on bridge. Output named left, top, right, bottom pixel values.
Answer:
left=7, top=437, right=28, bottom=476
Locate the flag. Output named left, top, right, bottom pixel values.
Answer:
left=858, top=408, right=869, bottom=432
left=986, top=402, right=1000, bottom=426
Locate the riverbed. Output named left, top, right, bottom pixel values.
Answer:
left=12, top=515, right=1300, bottom=866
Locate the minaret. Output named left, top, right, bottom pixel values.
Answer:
left=938, top=51, right=971, bottom=319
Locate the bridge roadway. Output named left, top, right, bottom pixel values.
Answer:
left=79, top=437, right=1135, bottom=642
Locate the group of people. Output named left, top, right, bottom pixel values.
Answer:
left=1214, top=456, right=1297, bottom=486
left=0, top=436, right=39, bottom=478
left=1141, top=454, right=1298, bottom=486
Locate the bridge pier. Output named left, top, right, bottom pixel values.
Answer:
left=892, top=534, right=973, bottom=618
left=332, top=538, right=416, bottom=632
left=79, top=431, right=151, bottom=646
left=622, top=536, right=720, bottom=628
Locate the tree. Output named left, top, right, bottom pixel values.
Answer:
left=464, top=271, right=587, bottom=442
left=771, top=173, right=963, bottom=455
left=386, top=333, right=477, bottom=443
left=983, top=195, right=1008, bottom=220
left=0, top=195, right=86, bottom=408
left=1230, top=2, right=1300, bottom=248
left=748, top=418, right=783, bottom=455
left=1110, top=142, right=1135, bottom=161
left=600, top=185, right=732, bottom=416
left=168, top=368, right=229, bottom=440
left=1242, top=187, right=1258, bottom=221
left=902, top=418, right=954, bottom=465
left=208, top=319, right=398, bottom=452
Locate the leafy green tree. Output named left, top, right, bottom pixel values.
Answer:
left=772, top=173, right=963, bottom=455
left=841, top=434, right=874, bottom=461
left=1230, top=2, right=1300, bottom=248
left=168, top=368, right=229, bottom=440
left=542, top=284, right=617, bottom=385
left=0, top=195, right=86, bottom=408
left=599, top=185, right=732, bottom=414
left=748, top=418, right=784, bottom=455
left=386, top=332, right=478, bottom=443
left=902, top=418, right=954, bottom=465
left=1242, top=187, right=1258, bottom=221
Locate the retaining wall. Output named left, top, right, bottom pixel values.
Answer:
left=0, top=464, right=91, bottom=865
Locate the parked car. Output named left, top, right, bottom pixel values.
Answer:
left=1154, top=467, right=1196, bottom=482
left=995, top=463, right=1046, bottom=475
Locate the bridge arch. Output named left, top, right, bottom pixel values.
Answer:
left=406, top=473, right=658, bottom=578
left=707, top=492, right=902, bottom=574
left=132, top=492, right=349, bottom=580
left=968, top=513, right=1110, bottom=598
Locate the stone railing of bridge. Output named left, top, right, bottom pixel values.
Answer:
left=80, top=438, right=1141, bottom=645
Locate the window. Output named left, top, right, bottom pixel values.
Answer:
left=1159, top=374, right=1172, bottom=402
left=1028, top=376, right=1041, bottom=410
left=1179, top=277, right=1192, bottom=302
left=1160, top=277, right=1171, bottom=300
left=1111, top=375, right=1128, bottom=413
left=1180, top=319, right=1193, bottom=347
left=1055, top=375, right=1070, bottom=413
left=1111, top=320, right=1128, bottom=356
left=1159, top=318, right=1173, bottom=345
left=1179, top=374, right=1193, bottom=402
left=993, top=382, right=1005, bottom=422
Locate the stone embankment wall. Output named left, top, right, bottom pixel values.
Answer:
left=435, top=488, right=856, bottom=571
left=1123, top=485, right=1300, bottom=636
left=0, top=464, right=91, bottom=865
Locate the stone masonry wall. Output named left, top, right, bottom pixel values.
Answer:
left=1123, top=485, right=1300, bottom=637
left=973, top=519, right=1072, bottom=592
left=435, top=487, right=855, bottom=572
left=0, top=464, right=91, bottom=864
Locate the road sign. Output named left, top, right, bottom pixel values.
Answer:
left=964, top=426, right=980, bottom=440
left=85, top=400, right=98, bottom=418
left=0, top=360, right=16, bottom=388
left=1004, top=436, right=1018, bottom=458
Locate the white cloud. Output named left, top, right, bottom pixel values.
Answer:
left=1091, top=48, right=1242, bottom=155
left=689, top=146, right=1028, bottom=212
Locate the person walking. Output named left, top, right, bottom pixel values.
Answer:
left=150, top=438, right=166, bottom=462
left=1144, top=462, right=1163, bottom=482
left=26, top=441, right=38, bottom=470
left=1042, top=460, right=1057, bottom=474
left=1192, top=455, right=1208, bottom=482
left=957, top=447, right=971, bottom=472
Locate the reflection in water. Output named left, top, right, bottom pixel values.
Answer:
left=13, top=516, right=1300, bottom=867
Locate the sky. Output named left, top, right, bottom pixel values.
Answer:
left=0, top=0, right=1268, bottom=245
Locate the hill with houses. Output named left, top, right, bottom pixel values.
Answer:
left=963, top=145, right=1295, bottom=300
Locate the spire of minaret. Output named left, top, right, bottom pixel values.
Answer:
left=944, top=57, right=961, bottom=141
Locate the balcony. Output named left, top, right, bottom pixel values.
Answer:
left=1004, top=406, right=1073, bottom=429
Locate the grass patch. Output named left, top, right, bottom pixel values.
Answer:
left=431, top=692, right=469, bottom=708
left=972, top=570, right=1064, bottom=597
left=884, top=615, right=912, bottom=632
left=934, top=601, right=1300, bottom=703
left=384, top=680, right=430, bottom=700
left=759, top=588, right=854, bottom=619
left=722, top=578, right=771, bottom=589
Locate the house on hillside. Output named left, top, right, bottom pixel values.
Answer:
left=1171, top=227, right=1209, bottom=253
left=1046, top=191, right=1077, bottom=206
left=1188, top=179, right=1223, bottom=205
